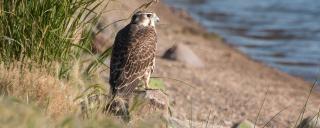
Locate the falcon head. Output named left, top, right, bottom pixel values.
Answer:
left=131, top=11, right=160, bottom=27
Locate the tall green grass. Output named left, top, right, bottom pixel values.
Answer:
left=0, top=0, right=103, bottom=66
left=0, top=0, right=169, bottom=127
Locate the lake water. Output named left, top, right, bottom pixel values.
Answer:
left=165, top=0, right=320, bottom=81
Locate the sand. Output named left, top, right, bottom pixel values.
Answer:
left=99, top=1, right=320, bottom=127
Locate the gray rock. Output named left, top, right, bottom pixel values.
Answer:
left=298, top=115, right=320, bottom=128
left=130, top=89, right=170, bottom=118
left=162, top=43, right=204, bottom=68
left=129, top=90, right=169, bottom=128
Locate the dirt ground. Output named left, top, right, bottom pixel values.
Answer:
left=100, top=1, right=320, bottom=127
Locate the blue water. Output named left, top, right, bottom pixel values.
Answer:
left=165, top=0, right=320, bottom=81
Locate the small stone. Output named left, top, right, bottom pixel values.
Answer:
left=162, top=43, right=204, bottom=68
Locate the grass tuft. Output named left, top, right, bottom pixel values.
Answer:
left=0, top=0, right=102, bottom=69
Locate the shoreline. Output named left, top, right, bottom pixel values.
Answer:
left=154, top=1, right=320, bottom=127
left=168, top=1, right=319, bottom=86
left=164, top=0, right=320, bottom=82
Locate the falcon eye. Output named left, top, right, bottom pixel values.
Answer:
left=147, top=14, right=152, bottom=18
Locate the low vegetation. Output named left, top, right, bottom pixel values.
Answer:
left=0, top=0, right=153, bottom=127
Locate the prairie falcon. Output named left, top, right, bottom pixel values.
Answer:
left=109, top=11, right=160, bottom=97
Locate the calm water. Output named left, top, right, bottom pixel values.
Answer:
left=165, top=0, right=320, bottom=81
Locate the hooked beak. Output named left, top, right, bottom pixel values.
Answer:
left=155, top=15, right=160, bottom=23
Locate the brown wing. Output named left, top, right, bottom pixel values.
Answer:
left=109, top=25, right=156, bottom=96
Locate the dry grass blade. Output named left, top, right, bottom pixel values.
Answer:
left=254, top=87, right=270, bottom=128
left=211, top=115, right=216, bottom=128
left=73, top=84, right=106, bottom=101
left=133, top=0, right=159, bottom=13
left=151, top=76, right=195, bottom=89
left=189, top=96, right=193, bottom=128
left=205, top=109, right=212, bottom=128
left=313, top=108, right=320, bottom=128
left=95, top=18, right=129, bottom=35
left=96, top=0, right=160, bottom=36
left=85, top=46, right=112, bottom=75
left=262, top=106, right=290, bottom=128
left=294, top=79, right=318, bottom=128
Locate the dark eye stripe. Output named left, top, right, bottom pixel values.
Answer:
left=147, top=14, right=152, bottom=17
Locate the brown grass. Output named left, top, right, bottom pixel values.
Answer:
left=0, top=62, right=77, bottom=119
